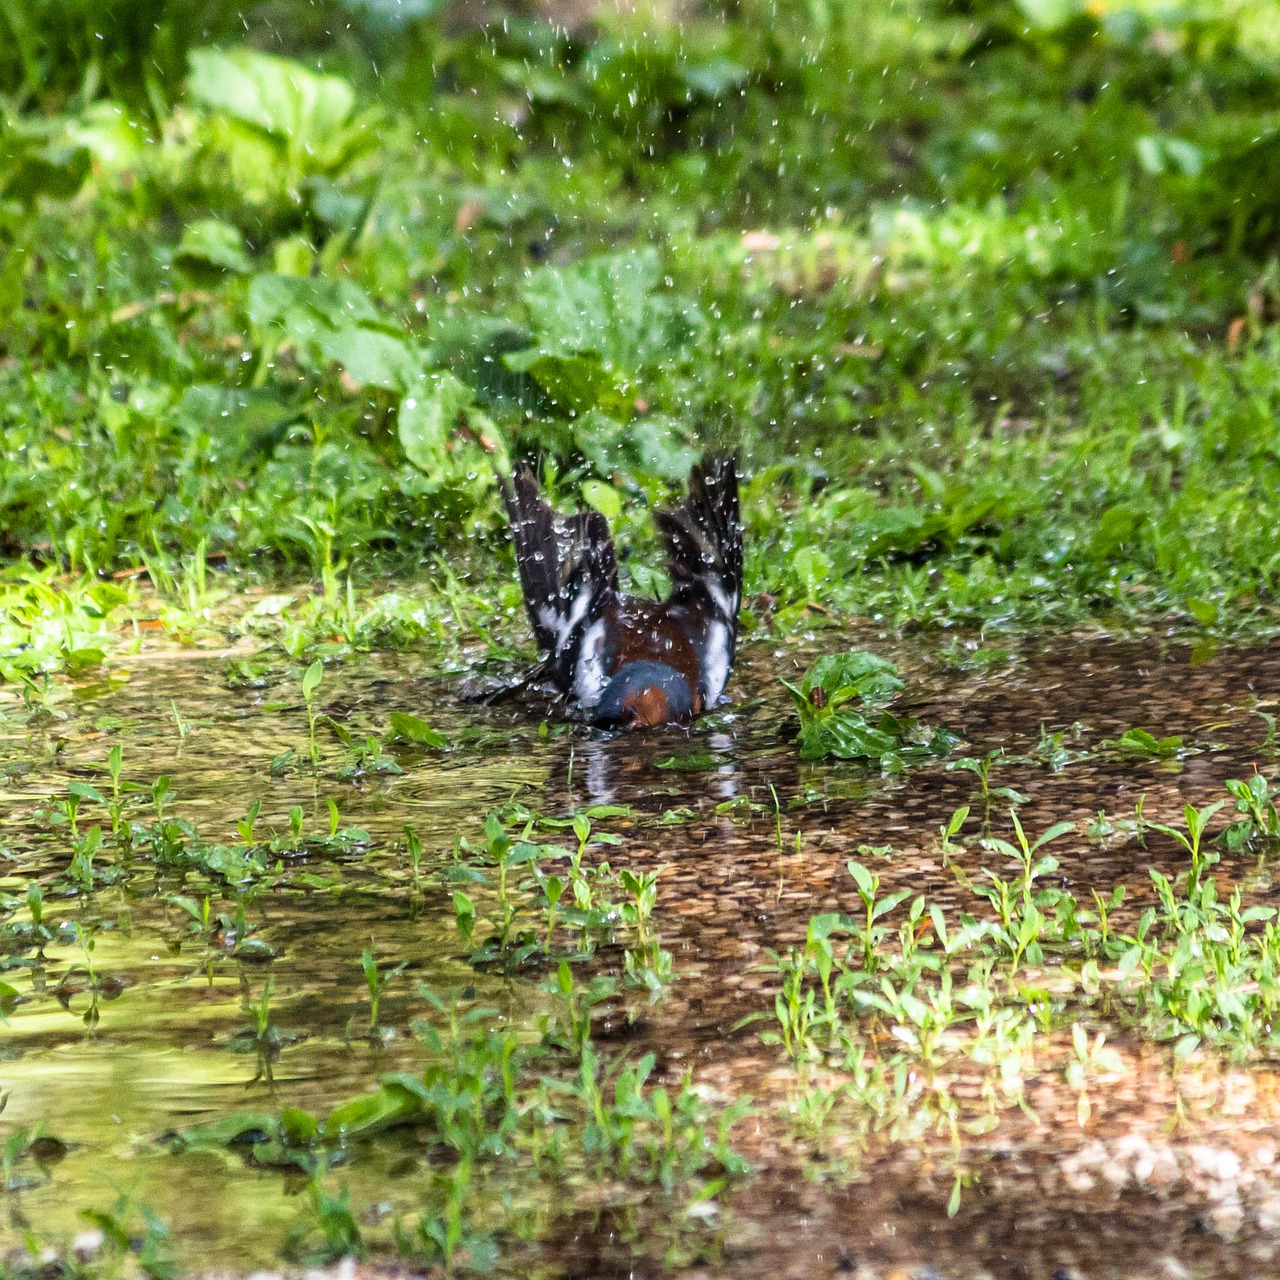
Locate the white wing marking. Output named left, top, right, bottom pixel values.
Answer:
left=538, top=583, right=593, bottom=657
left=703, top=577, right=736, bottom=624
left=573, top=617, right=608, bottom=709
left=700, top=620, right=731, bottom=706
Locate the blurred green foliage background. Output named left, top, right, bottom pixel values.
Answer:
left=4, top=0, right=1280, bottom=659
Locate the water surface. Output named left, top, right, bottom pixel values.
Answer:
left=5, top=629, right=1280, bottom=1277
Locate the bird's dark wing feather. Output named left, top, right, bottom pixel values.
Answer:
left=501, top=467, right=619, bottom=695
left=653, top=453, right=743, bottom=638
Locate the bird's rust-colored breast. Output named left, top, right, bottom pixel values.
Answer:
left=621, top=683, right=674, bottom=727
left=604, top=600, right=704, bottom=714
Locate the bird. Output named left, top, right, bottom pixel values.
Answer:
left=498, top=454, right=743, bottom=729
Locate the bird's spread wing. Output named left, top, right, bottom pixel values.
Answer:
left=501, top=467, right=619, bottom=695
left=653, top=454, right=743, bottom=702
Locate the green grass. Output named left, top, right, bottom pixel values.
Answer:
left=7, top=4, right=1280, bottom=1262
left=746, top=783, right=1280, bottom=1197
left=4, top=0, right=1280, bottom=669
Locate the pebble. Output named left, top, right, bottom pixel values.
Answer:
left=1185, top=1143, right=1241, bottom=1185
left=72, top=1230, right=104, bottom=1262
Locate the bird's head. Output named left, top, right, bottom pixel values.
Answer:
left=593, top=661, right=693, bottom=729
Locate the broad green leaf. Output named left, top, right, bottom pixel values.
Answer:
left=581, top=480, right=623, bottom=522
left=517, top=248, right=693, bottom=382
left=388, top=712, right=447, bottom=748
left=176, top=385, right=299, bottom=465
left=313, top=324, right=419, bottom=392
left=246, top=274, right=389, bottom=366
left=280, top=1107, right=319, bottom=1144
left=798, top=715, right=899, bottom=761
left=846, top=861, right=873, bottom=896
left=63, top=647, right=105, bottom=672
left=187, top=47, right=372, bottom=175
left=1088, top=506, right=1143, bottom=561
left=503, top=348, right=627, bottom=417
left=1016, top=0, right=1087, bottom=27
left=0, top=135, right=90, bottom=204
left=807, top=913, right=850, bottom=944
left=176, top=219, right=252, bottom=274
left=679, top=58, right=749, bottom=97
left=398, top=372, right=473, bottom=477
left=800, top=652, right=904, bottom=705
left=323, top=1080, right=422, bottom=1136
left=302, top=660, right=323, bottom=699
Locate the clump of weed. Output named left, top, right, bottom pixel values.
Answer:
left=785, top=652, right=958, bottom=767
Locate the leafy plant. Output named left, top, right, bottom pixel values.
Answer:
left=360, top=942, right=408, bottom=1037
left=1100, top=728, right=1185, bottom=762
left=785, top=651, right=957, bottom=766
left=302, top=659, right=324, bottom=768
left=187, top=46, right=378, bottom=183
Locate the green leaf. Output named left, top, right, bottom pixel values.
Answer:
left=1136, top=134, right=1203, bottom=178
left=189, top=48, right=355, bottom=137
left=247, top=273, right=420, bottom=391
left=581, top=480, right=623, bottom=522
left=397, top=372, right=475, bottom=482
left=846, top=860, right=873, bottom=897
left=872, top=890, right=910, bottom=920
left=521, top=248, right=666, bottom=367
left=323, top=1079, right=423, bottom=1137
left=280, top=1107, right=319, bottom=1144
left=0, top=136, right=90, bottom=204
left=187, top=47, right=372, bottom=175
left=800, top=652, right=904, bottom=705
left=792, top=545, right=833, bottom=593
left=678, top=58, right=749, bottom=98
left=1108, top=728, right=1182, bottom=760
left=1185, top=597, right=1218, bottom=626
left=798, top=714, right=899, bottom=761
left=584, top=804, right=632, bottom=819
left=0, top=238, right=23, bottom=322
left=388, top=712, right=447, bottom=748
left=176, top=385, right=299, bottom=466
left=1043, top=819, right=1077, bottom=841
left=314, top=324, right=419, bottom=392
left=176, top=218, right=252, bottom=274
left=790, top=650, right=953, bottom=767
left=1016, top=0, right=1087, bottom=28
left=1088, top=506, right=1143, bottom=561
left=247, top=273, right=378, bottom=333
left=322, top=715, right=355, bottom=748
left=503, top=348, right=627, bottom=417
left=63, top=647, right=105, bottom=672
left=302, top=660, right=324, bottom=700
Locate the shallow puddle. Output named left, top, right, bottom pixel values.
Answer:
left=5, top=628, right=1280, bottom=1277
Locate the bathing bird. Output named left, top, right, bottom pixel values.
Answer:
left=499, top=454, right=743, bottom=728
